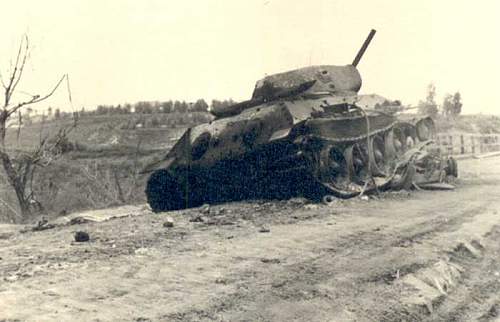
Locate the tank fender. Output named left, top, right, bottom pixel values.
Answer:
left=269, top=128, right=292, bottom=142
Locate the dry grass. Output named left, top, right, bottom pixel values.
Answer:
left=0, top=112, right=211, bottom=222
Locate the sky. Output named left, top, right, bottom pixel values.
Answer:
left=0, top=0, right=499, bottom=114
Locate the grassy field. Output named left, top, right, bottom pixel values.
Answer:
left=1, top=112, right=499, bottom=223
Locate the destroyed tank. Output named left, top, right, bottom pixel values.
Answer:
left=144, top=29, right=457, bottom=212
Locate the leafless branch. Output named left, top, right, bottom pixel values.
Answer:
left=6, top=74, right=67, bottom=117
left=9, top=36, right=29, bottom=100
left=0, top=196, right=20, bottom=221
left=81, top=163, right=121, bottom=203
left=0, top=72, right=6, bottom=89
left=0, top=34, right=76, bottom=221
left=16, top=110, right=22, bottom=141
left=4, top=35, right=29, bottom=107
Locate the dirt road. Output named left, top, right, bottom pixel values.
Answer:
left=1, top=157, right=500, bottom=322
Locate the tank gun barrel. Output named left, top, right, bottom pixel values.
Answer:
left=352, top=29, right=376, bottom=67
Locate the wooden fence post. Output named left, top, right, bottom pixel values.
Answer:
left=460, top=134, right=465, bottom=154
left=471, top=135, right=475, bottom=154
left=448, top=135, right=453, bottom=155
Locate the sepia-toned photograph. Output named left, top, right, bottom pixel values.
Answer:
left=1, top=1, right=500, bottom=321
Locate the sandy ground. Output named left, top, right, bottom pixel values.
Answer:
left=1, top=157, right=500, bottom=322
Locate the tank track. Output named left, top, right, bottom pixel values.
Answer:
left=308, top=115, right=440, bottom=198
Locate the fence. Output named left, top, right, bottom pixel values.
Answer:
left=435, top=133, right=500, bottom=156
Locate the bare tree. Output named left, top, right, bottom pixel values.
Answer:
left=79, top=140, right=144, bottom=208
left=442, top=93, right=453, bottom=116
left=0, top=35, right=74, bottom=222
left=442, top=92, right=463, bottom=118
left=417, top=83, right=439, bottom=116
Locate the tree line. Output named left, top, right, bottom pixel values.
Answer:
left=93, top=98, right=236, bottom=115
left=417, top=83, right=462, bottom=117
left=17, top=99, right=237, bottom=124
left=17, top=99, right=236, bottom=125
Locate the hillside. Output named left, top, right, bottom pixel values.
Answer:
left=5, top=112, right=213, bottom=151
left=1, top=112, right=212, bottom=223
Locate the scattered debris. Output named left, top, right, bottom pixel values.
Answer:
left=480, top=304, right=500, bottom=320
left=135, top=317, right=153, bottom=322
left=205, top=219, right=217, bottom=226
left=217, top=220, right=235, bottom=226
left=212, top=207, right=227, bottom=216
left=135, top=248, right=150, bottom=255
left=4, top=275, right=18, bottom=282
left=258, top=227, right=271, bottom=233
left=200, top=204, right=211, bottom=215
left=416, top=182, right=456, bottom=191
left=74, top=231, right=90, bottom=242
left=261, top=258, right=281, bottom=264
left=189, top=215, right=205, bottom=223
left=271, top=281, right=287, bottom=288
left=53, top=205, right=148, bottom=226
left=204, top=217, right=235, bottom=226
left=304, top=204, right=320, bottom=210
left=69, top=216, right=92, bottom=225
left=215, top=277, right=228, bottom=285
left=163, top=217, right=174, bottom=228
left=288, top=198, right=308, bottom=206
left=32, top=217, right=55, bottom=232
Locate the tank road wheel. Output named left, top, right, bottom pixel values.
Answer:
left=311, top=144, right=356, bottom=198
left=393, top=126, right=418, bottom=154
left=404, top=126, right=417, bottom=149
left=145, top=170, right=187, bottom=212
left=416, top=118, right=436, bottom=141
left=384, top=130, right=397, bottom=160
left=446, top=157, right=458, bottom=177
left=406, top=136, right=415, bottom=150
left=317, top=145, right=349, bottom=186
left=369, top=134, right=387, bottom=176
left=392, top=128, right=405, bottom=155
left=344, top=143, right=369, bottom=184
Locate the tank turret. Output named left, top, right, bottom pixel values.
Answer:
left=212, top=30, right=376, bottom=118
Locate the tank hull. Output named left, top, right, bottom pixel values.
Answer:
left=145, top=98, right=454, bottom=212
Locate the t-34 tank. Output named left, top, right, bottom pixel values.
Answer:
left=144, top=29, right=457, bottom=212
